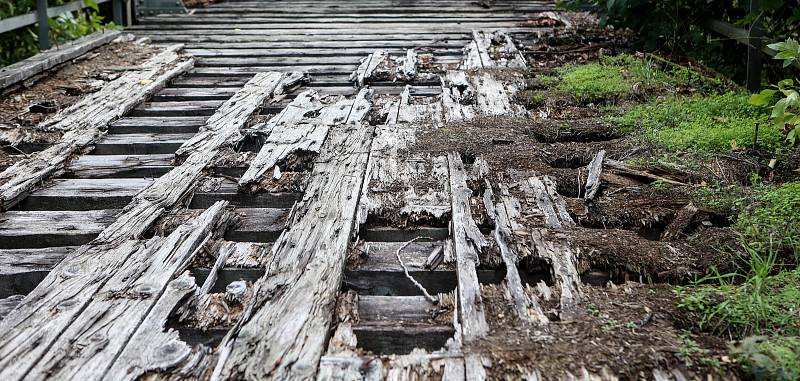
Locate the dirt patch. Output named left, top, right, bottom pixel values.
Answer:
left=0, top=38, right=159, bottom=145
left=476, top=283, right=740, bottom=380
left=183, top=0, right=216, bottom=8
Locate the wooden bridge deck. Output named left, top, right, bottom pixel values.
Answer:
left=0, top=1, right=616, bottom=380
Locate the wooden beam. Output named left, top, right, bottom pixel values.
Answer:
left=95, top=72, right=290, bottom=244
left=0, top=202, right=233, bottom=380
left=216, top=122, right=374, bottom=380
left=0, top=30, right=121, bottom=89
left=446, top=153, right=489, bottom=340
left=239, top=88, right=372, bottom=188
left=0, top=45, right=193, bottom=211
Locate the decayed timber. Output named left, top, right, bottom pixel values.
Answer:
left=519, top=175, right=581, bottom=318
left=0, top=45, right=192, bottom=211
left=356, top=124, right=450, bottom=226
left=461, top=30, right=526, bottom=70
left=529, top=228, right=581, bottom=319
left=483, top=177, right=548, bottom=324
left=96, top=72, right=290, bottom=243
left=446, top=153, right=489, bottom=340
left=350, top=49, right=388, bottom=86
left=524, top=175, right=575, bottom=229
left=0, top=45, right=194, bottom=210
left=584, top=150, right=605, bottom=200
left=404, top=48, right=418, bottom=79
left=176, top=71, right=304, bottom=157
left=239, top=88, right=372, bottom=188
left=0, top=30, right=122, bottom=90
left=216, top=122, right=374, bottom=380
left=384, top=85, right=443, bottom=124
left=0, top=201, right=233, bottom=380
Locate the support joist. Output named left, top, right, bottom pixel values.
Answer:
left=0, top=45, right=193, bottom=211
left=0, top=202, right=233, bottom=380
left=217, top=122, right=374, bottom=380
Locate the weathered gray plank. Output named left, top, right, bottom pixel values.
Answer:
left=446, top=153, right=489, bottom=340
left=350, top=49, right=387, bottom=86
left=356, top=124, right=450, bottom=226
left=0, top=45, right=193, bottom=210
left=0, top=30, right=122, bottom=90
left=584, top=150, right=605, bottom=200
left=239, top=88, right=372, bottom=188
left=97, top=72, right=289, bottom=244
left=217, top=122, right=374, bottom=381
left=483, top=177, right=548, bottom=325
left=0, top=202, right=231, bottom=380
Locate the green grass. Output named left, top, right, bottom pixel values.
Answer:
left=678, top=182, right=800, bottom=378
left=542, top=53, right=724, bottom=102
left=613, top=92, right=781, bottom=153
left=555, top=62, right=630, bottom=100
left=737, top=182, right=800, bottom=259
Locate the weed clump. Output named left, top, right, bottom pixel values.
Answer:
left=737, top=182, right=800, bottom=258
left=732, top=336, right=800, bottom=381
left=556, top=62, right=630, bottom=100
left=614, top=92, right=781, bottom=153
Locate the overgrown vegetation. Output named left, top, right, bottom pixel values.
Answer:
left=749, top=39, right=800, bottom=146
left=0, top=0, right=112, bottom=66
left=614, top=92, right=780, bottom=153
left=731, top=336, right=800, bottom=381
left=678, top=182, right=800, bottom=379
left=538, top=54, right=724, bottom=102
left=558, top=0, right=800, bottom=84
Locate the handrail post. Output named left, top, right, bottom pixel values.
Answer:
left=746, top=0, right=763, bottom=92
left=36, top=0, right=50, bottom=50
left=113, top=0, right=124, bottom=25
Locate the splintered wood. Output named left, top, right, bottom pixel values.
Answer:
left=216, top=123, right=374, bottom=380
left=356, top=124, right=450, bottom=226
left=0, top=201, right=233, bottom=380
left=0, top=45, right=193, bottom=210
left=239, top=88, right=372, bottom=189
left=98, top=71, right=293, bottom=243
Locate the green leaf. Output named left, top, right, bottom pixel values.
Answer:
left=749, top=90, right=777, bottom=106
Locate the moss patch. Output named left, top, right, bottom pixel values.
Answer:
left=613, top=92, right=780, bottom=153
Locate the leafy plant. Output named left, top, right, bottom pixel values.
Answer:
left=731, top=336, right=800, bottom=381
left=0, top=0, right=112, bottom=66
left=749, top=39, right=800, bottom=146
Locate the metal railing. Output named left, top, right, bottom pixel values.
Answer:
left=0, top=0, right=125, bottom=50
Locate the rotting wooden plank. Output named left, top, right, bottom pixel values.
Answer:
left=483, top=178, right=548, bottom=325
left=524, top=176, right=575, bottom=229
left=0, top=30, right=122, bottom=90
left=0, top=45, right=193, bottom=211
left=461, top=30, right=527, bottom=70
left=96, top=72, right=289, bottom=244
left=175, top=71, right=305, bottom=157
left=584, top=150, right=605, bottom=200
left=350, top=49, right=388, bottom=87
left=239, top=88, right=372, bottom=189
left=530, top=228, right=581, bottom=319
left=215, top=122, right=374, bottom=381
left=0, top=202, right=232, bottom=381
left=446, top=153, right=489, bottom=340
left=356, top=124, right=450, bottom=226
left=384, top=85, right=443, bottom=124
